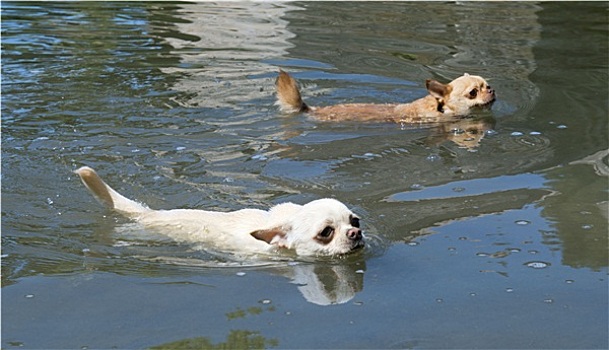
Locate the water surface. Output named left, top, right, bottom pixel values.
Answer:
left=2, top=2, right=607, bottom=349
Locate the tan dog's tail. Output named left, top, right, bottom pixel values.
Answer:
left=75, top=166, right=150, bottom=216
left=275, top=69, right=310, bottom=113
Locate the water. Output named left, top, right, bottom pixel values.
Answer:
left=2, top=2, right=608, bottom=349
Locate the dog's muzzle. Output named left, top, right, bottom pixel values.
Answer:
left=347, top=228, right=364, bottom=250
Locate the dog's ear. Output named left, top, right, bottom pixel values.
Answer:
left=426, top=79, right=453, bottom=100
left=251, top=228, right=288, bottom=247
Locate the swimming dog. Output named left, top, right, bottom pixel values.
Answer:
left=75, top=166, right=363, bottom=256
left=275, top=69, right=495, bottom=123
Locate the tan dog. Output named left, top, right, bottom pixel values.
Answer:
left=75, top=166, right=364, bottom=256
left=276, top=70, right=495, bottom=123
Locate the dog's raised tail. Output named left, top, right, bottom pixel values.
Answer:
left=275, top=69, right=310, bottom=113
left=75, top=166, right=150, bottom=215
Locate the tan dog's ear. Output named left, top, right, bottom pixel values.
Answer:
left=426, top=79, right=453, bottom=100
left=251, top=228, right=288, bottom=247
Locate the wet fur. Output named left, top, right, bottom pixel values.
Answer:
left=275, top=69, right=495, bottom=123
left=75, top=166, right=363, bottom=256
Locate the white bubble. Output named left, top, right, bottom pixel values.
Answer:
left=251, top=154, right=267, bottom=161
left=525, top=261, right=550, bottom=269
left=426, top=154, right=441, bottom=162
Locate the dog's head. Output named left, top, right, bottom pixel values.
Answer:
left=426, top=73, right=495, bottom=116
left=250, top=198, right=364, bottom=256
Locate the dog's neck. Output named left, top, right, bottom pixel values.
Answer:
left=394, top=95, right=448, bottom=123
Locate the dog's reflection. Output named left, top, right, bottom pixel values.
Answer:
left=284, top=261, right=365, bottom=306
left=123, top=250, right=366, bottom=306
left=426, top=116, right=495, bottom=150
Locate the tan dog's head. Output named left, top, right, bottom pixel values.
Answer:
left=426, top=73, right=495, bottom=116
left=250, top=198, right=364, bottom=256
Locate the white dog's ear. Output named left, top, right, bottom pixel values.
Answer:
left=251, top=228, right=289, bottom=247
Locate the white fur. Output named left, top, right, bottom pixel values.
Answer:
left=75, top=166, right=364, bottom=256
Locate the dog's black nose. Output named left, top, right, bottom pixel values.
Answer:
left=347, top=228, right=362, bottom=241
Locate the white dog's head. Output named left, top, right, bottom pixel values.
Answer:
left=250, top=198, right=364, bottom=256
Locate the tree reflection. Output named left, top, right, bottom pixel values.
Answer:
left=151, top=330, right=278, bottom=350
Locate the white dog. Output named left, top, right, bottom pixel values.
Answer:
left=75, top=166, right=364, bottom=256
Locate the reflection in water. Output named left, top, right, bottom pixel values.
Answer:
left=119, top=242, right=367, bottom=305
left=2, top=2, right=608, bottom=349
left=525, top=2, right=608, bottom=270
left=541, top=156, right=609, bottom=270
left=115, top=246, right=366, bottom=306
left=158, top=2, right=300, bottom=109
left=287, top=261, right=364, bottom=306
left=570, top=149, right=609, bottom=177
left=425, top=116, right=495, bottom=150
left=384, top=172, right=547, bottom=203
left=383, top=188, right=554, bottom=243
left=151, top=329, right=278, bottom=350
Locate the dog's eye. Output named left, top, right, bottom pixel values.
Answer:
left=320, top=226, right=334, bottom=237
left=469, top=89, right=478, bottom=98
left=350, top=216, right=360, bottom=228
left=315, top=226, right=335, bottom=244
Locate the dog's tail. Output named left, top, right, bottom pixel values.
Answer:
left=275, top=69, right=310, bottom=113
left=75, top=166, right=150, bottom=216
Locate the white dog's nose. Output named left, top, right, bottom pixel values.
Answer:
left=347, top=228, right=362, bottom=241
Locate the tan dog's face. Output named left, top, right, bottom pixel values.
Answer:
left=251, top=198, right=364, bottom=256
left=427, top=73, right=496, bottom=116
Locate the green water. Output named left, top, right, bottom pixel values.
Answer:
left=2, top=2, right=607, bottom=349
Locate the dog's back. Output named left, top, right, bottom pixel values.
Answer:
left=75, top=166, right=274, bottom=253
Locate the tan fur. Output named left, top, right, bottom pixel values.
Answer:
left=77, top=167, right=115, bottom=208
left=275, top=70, right=309, bottom=113
left=75, top=167, right=149, bottom=214
left=275, top=70, right=495, bottom=123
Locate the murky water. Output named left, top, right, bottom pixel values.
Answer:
left=2, top=2, right=607, bottom=349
